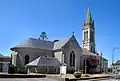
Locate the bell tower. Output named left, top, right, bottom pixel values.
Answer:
left=82, top=7, right=96, bottom=53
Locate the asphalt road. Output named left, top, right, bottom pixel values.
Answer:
left=1, top=73, right=120, bottom=81
left=0, top=78, right=119, bottom=81
left=0, top=78, right=63, bottom=81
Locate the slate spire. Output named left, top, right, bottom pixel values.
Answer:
left=86, top=7, right=92, bottom=23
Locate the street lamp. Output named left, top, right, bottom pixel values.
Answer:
left=112, top=47, right=119, bottom=73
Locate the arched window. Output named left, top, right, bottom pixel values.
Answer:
left=70, top=51, right=75, bottom=67
left=25, top=55, right=29, bottom=64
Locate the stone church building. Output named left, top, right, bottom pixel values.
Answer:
left=10, top=7, right=108, bottom=74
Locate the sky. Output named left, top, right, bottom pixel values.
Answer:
left=0, top=0, right=119, bottom=66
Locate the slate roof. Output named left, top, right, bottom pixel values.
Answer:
left=81, top=48, right=94, bottom=56
left=11, top=38, right=54, bottom=50
left=53, top=35, right=73, bottom=50
left=116, top=60, right=120, bottom=63
left=27, top=56, right=60, bottom=67
left=11, top=35, right=74, bottom=51
left=113, top=60, right=120, bottom=65
left=0, top=54, right=10, bottom=58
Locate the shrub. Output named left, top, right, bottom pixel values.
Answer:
left=8, top=64, right=17, bottom=74
left=74, top=71, right=82, bottom=78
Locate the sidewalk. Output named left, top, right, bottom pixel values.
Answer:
left=46, top=73, right=110, bottom=79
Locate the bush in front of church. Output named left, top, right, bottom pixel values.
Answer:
left=17, top=66, right=28, bottom=74
left=74, top=71, right=82, bottom=78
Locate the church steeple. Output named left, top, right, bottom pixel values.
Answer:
left=82, top=7, right=96, bottom=53
left=86, top=7, right=92, bottom=23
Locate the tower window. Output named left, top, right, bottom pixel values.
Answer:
left=84, top=31, right=88, bottom=41
left=90, top=31, right=94, bottom=42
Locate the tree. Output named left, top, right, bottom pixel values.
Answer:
left=39, top=32, right=48, bottom=40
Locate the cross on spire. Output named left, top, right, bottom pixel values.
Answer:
left=72, top=31, right=74, bottom=34
left=86, top=0, right=92, bottom=23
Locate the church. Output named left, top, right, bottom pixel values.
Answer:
left=10, top=7, right=108, bottom=74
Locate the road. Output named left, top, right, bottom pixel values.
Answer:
left=0, top=78, right=63, bottom=81
left=0, top=73, right=119, bottom=81
left=0, top=78, right=119, bottom=81
left=79, top=79, right=120, bottom=81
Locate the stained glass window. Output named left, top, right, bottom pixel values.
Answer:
left=70, top=51, right=75, bottom=67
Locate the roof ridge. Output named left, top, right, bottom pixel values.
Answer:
left=29, top=37, right=53, bottom=43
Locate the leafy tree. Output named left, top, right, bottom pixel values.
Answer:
left=39, top=32, right=48, bottom=40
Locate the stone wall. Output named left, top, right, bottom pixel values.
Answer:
left=61, top=37, right=82, bottom=72
left=11, top=48, right=53, bottom=66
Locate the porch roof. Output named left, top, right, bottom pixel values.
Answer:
left=27, top=56, right=60, bottom=67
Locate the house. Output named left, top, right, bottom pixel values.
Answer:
left=111, top=60, right=120, bottom=74
left=0, top=54, right=11, bottom=72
